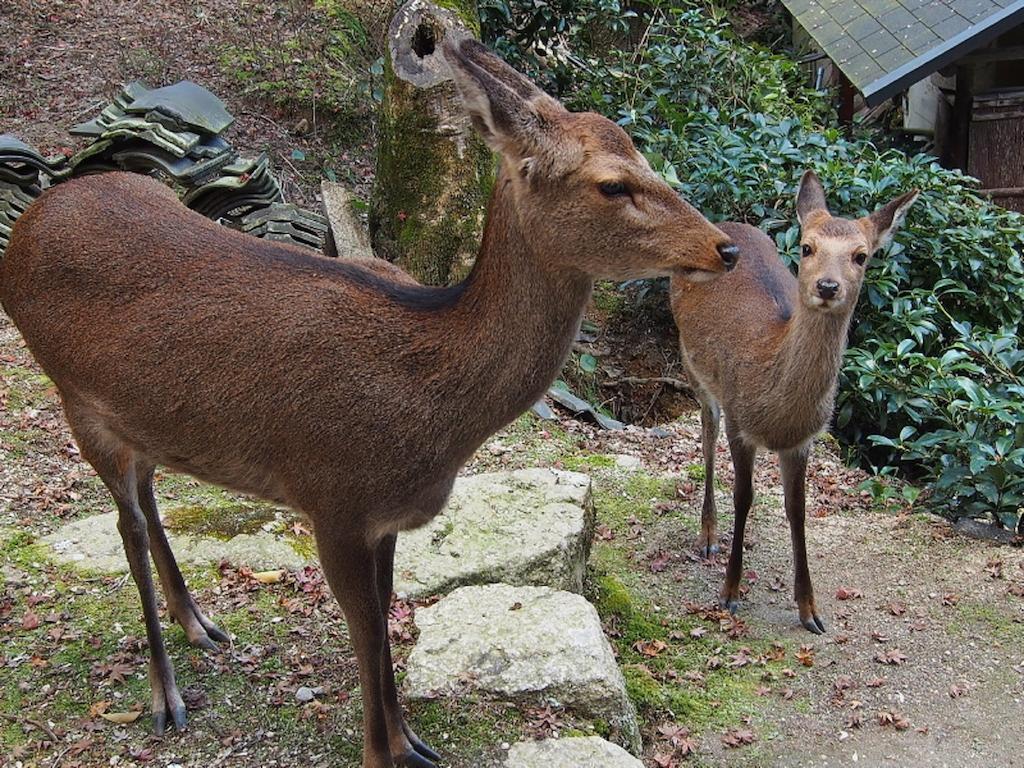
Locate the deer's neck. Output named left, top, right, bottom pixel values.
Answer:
left=770, top=300, right=853, bottom=410
left=440, top=172, right=592, bottom=450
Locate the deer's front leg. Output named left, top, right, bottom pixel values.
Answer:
left=375, top=533, right=440, bottom=766
left=780, top=445, right=824, bottom=634
left=695, top=395, right=722, bottom=558
left=316, top=526, right=437, bottom=768
left=720, top=428, right=755, bottom=613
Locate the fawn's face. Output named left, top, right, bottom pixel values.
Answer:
left=795, top=171, right=919, bottom=314
left=444, top=38, right=736, bottom=282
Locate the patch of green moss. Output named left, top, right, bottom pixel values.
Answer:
left=685, top=463, right=706, bottom=482
left=591, top=569, right=785, bottom=735
left=561, top=453, right=617, bottom=471
left=952, top=602, right=1024, bottom=643
left=1, top=366, right=53, bottom=411
left=594, top=472, right=678, bottom=531
left=592, top=281, right=625, bottom=315
left=163, top=502, right=277, bottom=540
left=217, top=2, right=372, bottom=124
left=432, top=0, right=483, bottom=34
left=408, top=698, right=524, bottom=759
left=369, top=35, right=495, bottom=285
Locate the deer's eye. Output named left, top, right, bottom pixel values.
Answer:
left=854, top=252, right=868, bottom=266
left=801, top=243, right=813, bottom=258
left=599, top=181, right=630, bottom=198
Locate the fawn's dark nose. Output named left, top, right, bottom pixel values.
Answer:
left=717, top=242, right=739, bottom=270
left=816, top=279, right=839, bottom=300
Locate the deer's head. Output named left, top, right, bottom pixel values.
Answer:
left=795, top=170, right=918, bottom=314
left=443, top=38, right=736, bottom=282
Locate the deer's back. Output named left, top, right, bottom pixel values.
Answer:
left=0, top=173, right=472, bottom=519
left=671, top=222, right=795, bottom=403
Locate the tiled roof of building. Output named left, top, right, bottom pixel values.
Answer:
left=781, top=0, right=1024, bottom=105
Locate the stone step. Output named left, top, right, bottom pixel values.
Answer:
left=39, top=469, right=594, bottom=598
left=505, top=737, right=644, bottom=767
left=395, top=468, right=593, bottom=597
left=404, top=583, right=641, bottom=754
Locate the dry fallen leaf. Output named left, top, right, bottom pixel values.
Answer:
left=252, top=570, right=284, bottom=584
left=835, top=587, right=863, bottom=600
left=875, top=648, right=908, bottom=666
left=101, top=710, right=142, bottom=724
left=721, top=727, right=757, bottom=748
left=633, top=639, right=668, bottom=658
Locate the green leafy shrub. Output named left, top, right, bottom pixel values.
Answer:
left=485, top=1, right=1024, bottom=531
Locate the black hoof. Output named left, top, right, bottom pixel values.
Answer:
left=720, top=598, right=740, bottom=614
left=205, top=621, right=230, bottom=644
left=171, top=704, right=188, bottom=732
left=410, top=736, right=441, bottom=762
left=195, top=634, right=219, bottom=652
left=801, top=615, right=826, bottom=635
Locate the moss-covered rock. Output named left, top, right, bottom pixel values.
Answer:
left=370, top=0, right=494, bottom=285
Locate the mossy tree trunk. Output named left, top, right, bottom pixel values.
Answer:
left=370, top=0, right=494, bottom=286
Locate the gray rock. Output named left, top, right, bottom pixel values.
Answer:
left=405, top=584, right=641, bottom=753
left=505, top=737, right=644, bottom=767
left=295, top=686, right=319, bottom=703
left=393, top=469, right=594, bottom=598
left=40, top=470, right=593, bottom=588
left=41, top=512, right=308, bottom=573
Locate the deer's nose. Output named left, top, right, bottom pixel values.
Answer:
left=717, top=242, right=739, bottom=270
left=816, top=279, right=839, bottom=299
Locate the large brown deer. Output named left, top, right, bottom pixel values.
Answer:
left=0, top=39, right=737, bottom=768
left=671, top=171, right=917, bottom=634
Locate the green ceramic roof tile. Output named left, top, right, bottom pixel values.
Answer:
left=782, top=0, right=1024, bottom=104
left=124, top=81, right=233, bottom=135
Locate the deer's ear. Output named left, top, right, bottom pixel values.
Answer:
left=795, top=170, right=829, bottom=226
left=443, top=38, right=565, bottom=157
left=866, top=189, right=919, bottom=251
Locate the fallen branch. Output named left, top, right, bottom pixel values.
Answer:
left=603, top=376, right=693, bottom=393
left=0, top=712, right=59, bottom=742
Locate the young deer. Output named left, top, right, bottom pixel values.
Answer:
left=671, top=171, right=918, bottom=634
left=0, top=39, right=736, bottom=768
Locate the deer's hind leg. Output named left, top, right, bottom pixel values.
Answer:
left=65, top=408, right=186, bottom=733
left=720, top=421, right=756, bottom=614
left=137, top=466, right=229, bottom=650
left=694, top=390, right=722, bottom=558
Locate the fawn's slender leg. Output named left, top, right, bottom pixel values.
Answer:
left=695, top=392, right=722, bottom=558
left=136, top=466, right=229, bottom=650
left=720, top=424, right=756, bottom=613
left=67, top=416, right=186, bottom=734
left=780, top=445, right=825, bottom=634
left=316, top=527, right=413, bottom=768
left=375, top=534, right=440, bottom=765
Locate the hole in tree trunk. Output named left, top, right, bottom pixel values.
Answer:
left=412, top=21, right=437, bottom=58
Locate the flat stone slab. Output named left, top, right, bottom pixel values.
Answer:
left=393, top=469, right=593, bottom=598
left=41, top=512, right=308, bottom=573
left=40, top=470, right=593, bottom=588
left=405, top=584, right=641, bottom=753
left=506, top=737, right=643, bottom=767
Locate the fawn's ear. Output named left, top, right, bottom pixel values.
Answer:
left=866, top=189, right=920, bottom=251
left=795, top=170, right=829, bottom=226
left=443, top=37, right=566, bottom=158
